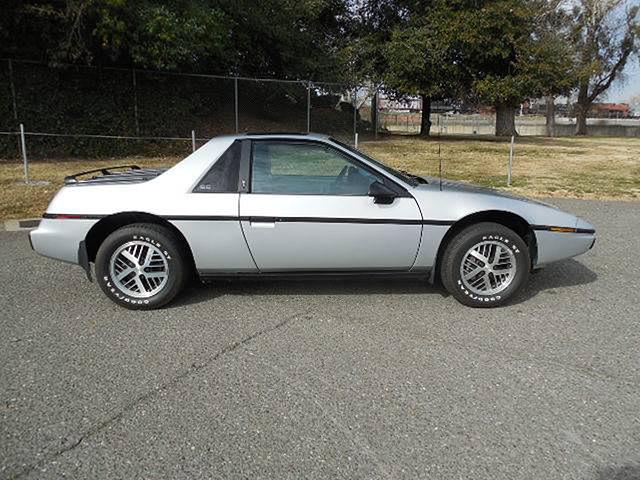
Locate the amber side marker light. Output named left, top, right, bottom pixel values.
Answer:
left=549, top=226, right=577, bottom=233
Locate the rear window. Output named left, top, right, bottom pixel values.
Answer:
left=193, top=141, right=241, bottom=193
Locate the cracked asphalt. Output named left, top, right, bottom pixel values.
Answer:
left=1, top=198, right=639, bottom=480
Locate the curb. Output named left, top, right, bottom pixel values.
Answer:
left=3, top=218, right=41, bottom=231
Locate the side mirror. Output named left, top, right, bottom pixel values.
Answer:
left=368, top=181, right=397, bottom=204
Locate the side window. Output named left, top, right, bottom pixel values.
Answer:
left=251, top=142, right=381, bottom=195
left=194, top=141, right=241, bottom=193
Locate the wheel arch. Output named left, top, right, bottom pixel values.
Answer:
left=85, top=212, right=196, bottom=270
left=432, top=210, right=537, bottom=283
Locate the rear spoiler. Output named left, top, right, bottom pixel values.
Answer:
left=64, top=165, right=141, bottom=185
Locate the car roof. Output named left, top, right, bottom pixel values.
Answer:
left=237, top=132, right=331, bottom=140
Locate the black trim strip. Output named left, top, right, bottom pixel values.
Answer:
left=44, top=213, right=455, bottom=226
left=43, top=213, right=106, bottom=220
left=198, top=269, right=431, bottom=279
left=167, top=215, right=454, bottom=226
left=162, top=215, right=238, bottom=221
left=243, top=216, right=417, bottom=225
left=532, top=224, right=595, bottom=234
left=42, top=212, right=595, bottom=234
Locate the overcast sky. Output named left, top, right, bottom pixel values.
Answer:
left=605, top=58, right=640, bottom=103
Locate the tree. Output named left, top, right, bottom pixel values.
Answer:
left=381, top=3, right=463, bottom=136
left=0, top=1, right=230, bottom=70
left=447, top=0, right=574, bottom=136
left=0, top=0, right=350, bottom=79
left=346, top=1, right=464, bottom=136
left=347, top=0, right=576, bottom=137
left=529, top=3, right=576, bottom=136
left=570, top=0, right=639, bottom=135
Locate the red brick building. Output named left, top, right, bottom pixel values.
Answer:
left=588, top=103, right=631, bottom=118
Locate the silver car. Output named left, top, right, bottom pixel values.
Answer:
left=30, top=133, right=595, bottom=309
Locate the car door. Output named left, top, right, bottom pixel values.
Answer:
left=239, top=139, right=422, bottom=271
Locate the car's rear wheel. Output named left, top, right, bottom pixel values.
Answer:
left=441, top=222, right=530, bottom=307
left=95, top=223, right=188, bottom=310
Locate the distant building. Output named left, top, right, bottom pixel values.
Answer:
left=522, top=97, right=570, bottom=116
left=377, top=96, right=422, bottom=112
left=588, top=102, right=631, bottom=118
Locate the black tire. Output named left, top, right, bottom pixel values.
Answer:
left=95, top=223, right=189, bottom=310
left=440, top=222, right=530, bottom=308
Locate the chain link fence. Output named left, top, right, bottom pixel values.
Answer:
left=0, top=59, right=383, bottom=161
left=380, top=111, right=640, bottom=136
left=4, top=58, right=637, bottom=164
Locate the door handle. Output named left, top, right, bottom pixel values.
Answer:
left=249, top=217, right=276, bottom=228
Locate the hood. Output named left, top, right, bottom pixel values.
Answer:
left=420, top=177, right=559, bottom=210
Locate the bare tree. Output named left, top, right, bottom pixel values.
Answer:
left=572, top=0, right=639, bottom=135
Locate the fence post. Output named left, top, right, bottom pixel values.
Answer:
left=234, top=77, right=239, bottom=134
left=508, top=135, right=515, bottom=186
left=191, top=130, right=196, bottom=152
left=353, top=87, right=357, bottom=145
left=8, top=59, right=18, bottom=121
left=19, top=123, right=29, bottom=183
left=373, top=87, right=379, bottom=140
left=306, top=81, right=311, bottom=133
left=132, top=69, right=140, bottom=135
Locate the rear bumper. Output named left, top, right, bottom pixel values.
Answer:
left=30, top=218, right=97, bottom=264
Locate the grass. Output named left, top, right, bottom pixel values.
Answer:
left=0, top=135, right=638, bottom=220
left=360, top=135, right=640, bottom=200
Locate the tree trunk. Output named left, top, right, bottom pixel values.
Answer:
left=575, top=83, right=589, bottom=135
left=545, top=96, right=555, bottom=137
left=420, top=94, right=431, bottom=137
left=495, top=103, right=517, bottom=136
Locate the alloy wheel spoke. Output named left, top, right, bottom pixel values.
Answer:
left=134, top=275, right=147, bottom=293
left=469, top=249, right=487, bottom=264
left=116, top=267, right=135, bottom=280
left=121, top=250, right=140, bottom=267
left=464, top=266, right=483, bottom=280
left=460, top=240, right=517, bottom=295
left=143, top=271, right=165, bottom=279
left=110, top=241, right=168, bottom=298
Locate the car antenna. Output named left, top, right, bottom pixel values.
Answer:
left=438, top=114, right=443, bottom=191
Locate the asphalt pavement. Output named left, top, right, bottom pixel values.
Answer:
left=1, top=198, right=639, bottom=480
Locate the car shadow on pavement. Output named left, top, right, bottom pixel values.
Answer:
left=512, top=258, right=598, bottom=305
left=169, top=276, right=440, bottom=308
left=170, top=258, right=597, bottom=309
left=597, top=465, right=640, bottom=480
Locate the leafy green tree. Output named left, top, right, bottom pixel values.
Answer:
left=381, top=3, right=462, bottom=136
left=349, top=0, right=573, bottom=137
left=345, top=1, right=459, bottom=136
left=93, top=1, right=229, bottom=71
left=1, top=0, right=349, bottom=78
left=450, top=0, right=574, bottom=136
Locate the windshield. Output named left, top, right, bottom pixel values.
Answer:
left=329, top=138, right=420, bottom=187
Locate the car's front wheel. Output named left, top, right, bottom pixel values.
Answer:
left=95, top=223, right=188, bottom=310
left=441, top=222, right=530, bottom=307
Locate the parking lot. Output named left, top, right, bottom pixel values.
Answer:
left=1, top=198, right=639, bottom=479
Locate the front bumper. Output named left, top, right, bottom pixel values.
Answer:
left=534, top=230, right=596, bottom=266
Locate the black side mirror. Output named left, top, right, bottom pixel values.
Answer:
left=368, top=181, right=397, bottom=204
